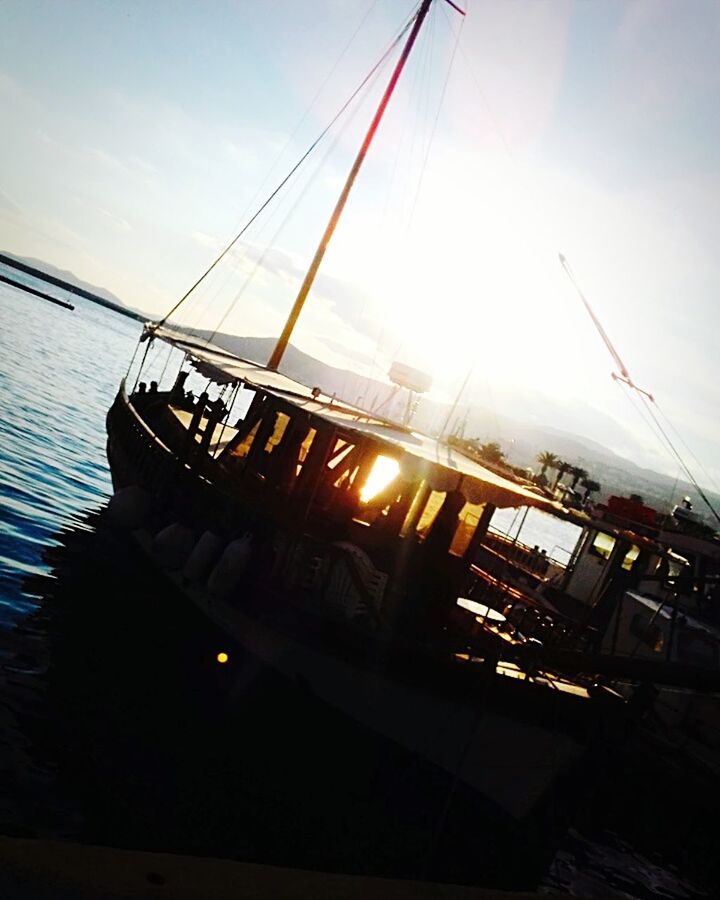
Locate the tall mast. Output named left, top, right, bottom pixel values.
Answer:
left=267, top=0, right=435, bottom=371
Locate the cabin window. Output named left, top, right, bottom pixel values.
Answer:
left=325, top=439, right=365, bottom=492
left=449, top=501, right=485, bottom=557
left=351, top=455, right=402, bottom=527
left=416, top=491, right=446, bottom=540
left=230, top=386, right=256, bottom=426
left=335, top=467, right=359, bottom=490
left=300, top=436, right=361, bottom=514
left=589, top=531, right=615, bottom=561
left=399, top=481, right=430, bottom=538
left=230, top=420, right=260, bottom=459
left=621, top=544, right=640, bottom=571
left=327, top=439, right=355, bottom=471
left=264, top=412, right=290, bottom=454
left=359, top=455, right=400, bottom=504
left=296, top=427, right=317, bottom=476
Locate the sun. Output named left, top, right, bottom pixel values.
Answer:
left=343, top=154, right=600, bottom=403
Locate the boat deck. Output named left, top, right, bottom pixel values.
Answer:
left=169, top=405, right=238, bottom=455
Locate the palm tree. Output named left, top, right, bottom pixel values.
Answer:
left=570, top=466, right=588, bottom=489
left=536, top=451, right=559, bottom=479
left=581, top=478, right=601, bottom=502
left=553, top=460, right=571, bottom=490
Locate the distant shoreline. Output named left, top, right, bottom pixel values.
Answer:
left=0, top=252, right=144, bottom=322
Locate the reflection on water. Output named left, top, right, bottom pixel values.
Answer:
left=0, top=274, right=141, bottom=623
left=490, top=507, right=583, bottom=566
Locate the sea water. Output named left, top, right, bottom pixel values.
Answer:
left=0, top=267, right=141, bottom=623
left=490, top=505, right=583, bottom=565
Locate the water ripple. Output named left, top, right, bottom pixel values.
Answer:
left=0, top=269, right=141, bottom=624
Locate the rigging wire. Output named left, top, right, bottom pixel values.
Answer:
left=377, top=5, right=464, bottom=376
left=173, top=0, right=388, bottom=336
left=562, top=255, right=720, bottom=527
left=433, top=0, right=514, bottom=442
left=362, top=33, right=420, bottom=402
left=653, top=399, right=720, bottom=497
left=668, top=464, right=682, bottom=509
left=205, top=55, right=393, bottom=345
left=440, top=0, right=515, bottom=160
left=445, top=22, right=683, bottom=497
left=369, top=2, right=431, bottom=375
left=339, top=5, right=436, bottom=401
left=407, top=2, right=435, bottom=218
left=156, top=3, right=421, bottom=329
left=615, top=377, right=679, bottom=472
left=408, top=0, right=464, bottom=229
left=638, top=393, right=720, bottom=526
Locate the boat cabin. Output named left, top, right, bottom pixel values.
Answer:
left=119, top=326, right=558, bottom=638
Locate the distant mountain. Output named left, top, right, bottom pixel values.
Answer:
left=0, top=251, right=144, bottom=320
left=200, top=330, right=720, bottom=523
left=200, top=332, right=399, bottom=409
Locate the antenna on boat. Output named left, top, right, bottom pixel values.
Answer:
left=440, top=366, right=473, bottom=440
left=267, top=0, right=464, bottom=371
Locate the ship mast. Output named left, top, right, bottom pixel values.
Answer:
left=267, top=0, right=437, bottom=371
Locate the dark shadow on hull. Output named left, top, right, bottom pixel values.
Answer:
left=3, top=510, right=720, bottom=896
left=2, top=511, right=561, bottom=890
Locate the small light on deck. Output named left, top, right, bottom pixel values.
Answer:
left=216, top=651, right=229, bottom=664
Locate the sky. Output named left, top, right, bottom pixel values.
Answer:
left=1, top=0, right=719, bottom=489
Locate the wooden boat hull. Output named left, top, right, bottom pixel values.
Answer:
left=105, top=385, right=618, bottom=881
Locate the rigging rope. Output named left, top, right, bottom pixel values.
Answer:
left=638, top=393, right=720, bottom=526
left=206, top=60, right=390, bottom=345
left=372, top=6, right=464, bottom=380
left=408, top=0, right=465, bottom=228
left=615, top=378, right=686, bottom=495
left=171, top=0, right=387, bottom=337
left=156, top=4, right=420, bottom=329
left=364, top=3, right=431, bottom=378
left=653, top=399, right=720, bottom=496
left=562, top=255, right=720, bottom=527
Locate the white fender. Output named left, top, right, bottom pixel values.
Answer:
left=152, top=522, right=195, bottom=571
left=182, top=531, right=224, bottom=583
left=105, top=485, right=151, bottom=530
left=207, top=533, right=253, bottom=599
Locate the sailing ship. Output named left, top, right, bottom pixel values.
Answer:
left=103, top=0, right=720, bottom=883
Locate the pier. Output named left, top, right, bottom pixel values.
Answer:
left=0, top=272, right=74, bottom=311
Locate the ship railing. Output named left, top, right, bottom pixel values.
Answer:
left=464, top=564, right=596, bottom=653
left=109, top=384, right=204, bottom=502
left=482, top=531, right=566, bottom=578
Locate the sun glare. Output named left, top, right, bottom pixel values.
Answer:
left=359, top=455, right=400, bottom=504
left=350, top=158, right=573, bottom=392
